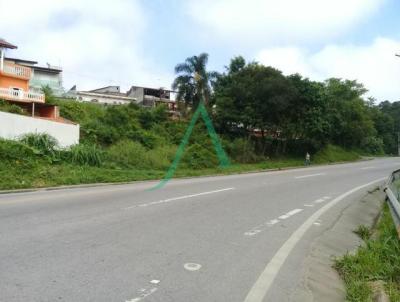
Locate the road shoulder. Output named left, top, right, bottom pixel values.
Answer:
left=292, top=187, right=385, bottom=301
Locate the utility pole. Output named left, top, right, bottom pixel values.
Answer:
left=396, top=54, right=400, bottom=156
left=397, top=120, right=400, bottom=156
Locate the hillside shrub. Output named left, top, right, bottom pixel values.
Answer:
left=313, top=144, right=360, bottom=163
left=146, top=145, right=177, bottom=170
left=182, top=143, right=219, bottom=169
left=360, top=136, right=384, bottom=155
left=106, top=140, right=148, bottom=168
left=224, top=138, right=260, bottom=163
left=19, top=133, right=59, bottom=161
left=67, top=144, right=103, bottom=166
left=0, top=139, right=37, bottom=161
left=0, top=100, right=25, bottom=115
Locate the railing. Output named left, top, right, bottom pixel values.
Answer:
left=384, top=169, right=400, bottom=238
left=0, top=88, right=45, bottom=103
left=2, top=62, right=31, bottom=79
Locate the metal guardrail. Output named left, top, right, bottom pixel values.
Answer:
left=384, top=169, right=400, bottom=238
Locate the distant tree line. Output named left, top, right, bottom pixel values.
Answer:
left=173, top=54, right=399, bottom=156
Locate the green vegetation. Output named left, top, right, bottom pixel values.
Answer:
left=335, top=205, right=400, bottom=302
left=353, top=225, right=372, bottom=241
left=0, top=53, right=398, bottom=190
left=313, top=145, right=360, bottom=164
left=0, top=99, right=25, bottom=115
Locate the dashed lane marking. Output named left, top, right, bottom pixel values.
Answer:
left=125, top=280, right=160, bottom=302
left=245, top=209, right=303, bottom=236
left=295, top=173, right=326, bottom=179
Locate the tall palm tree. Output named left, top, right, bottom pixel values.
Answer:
left=172, top=53, right=216, bottom=109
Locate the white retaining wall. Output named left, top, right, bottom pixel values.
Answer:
left=0, top=111, right=79, bottom=148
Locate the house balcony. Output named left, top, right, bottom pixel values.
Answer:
left=0, top=87, right=45, bottom=103
left=1, top=62, right=32, bottom=80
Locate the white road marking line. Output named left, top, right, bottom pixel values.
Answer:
left=126, top=287, right=158, bottom=302
left=314, top=198, right=325, bottom=204
left=245, top=209, right=304, bottom=236
left=286, top=209, right=303, bottom=216
left=246, top=209, right=304, bottom=236
left=123, top=187, right=235, bottom=210
left=266, top=219, right=279, bottom=226
left=295, top=173, right=326, bottom=179
left=150, top=280, right=160, bottom=284
left=361, top=166, right=376, bottom=170
left=243, top=177, right=386, bottom=302
left=279, top=208, right=303, bottom=220
left=323, top=196, right=332, bottom=200
left=313, top=219, right=322, bottom=226
left=304, top=204, right=314, bottom=207
left=244, top=229, right=262, bottom=236
left=184, top=263, right=202, bottom=271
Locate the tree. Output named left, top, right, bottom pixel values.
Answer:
left=323, top=78, right=377, bottom=149
left=377, top=101, right=400, bottom=154
left=227, top=56, right=246, bottom=74
left=172, top=53, right=216, bottom=109
left=286, top=74, right=330, bottom=150
left=213, top=59, right=298, bottom=154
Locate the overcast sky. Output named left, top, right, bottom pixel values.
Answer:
left=1, top=0, right=399, bottom=101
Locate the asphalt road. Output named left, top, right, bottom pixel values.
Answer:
left=1, top=158, right=399, bottom=302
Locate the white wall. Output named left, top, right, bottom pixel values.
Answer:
left=0, top=111, right=79, bottom=148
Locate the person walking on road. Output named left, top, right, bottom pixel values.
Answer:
left=305, top=152, right=311, bottom=166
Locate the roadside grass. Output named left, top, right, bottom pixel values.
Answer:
left=353, top=225, right=372, bottom=241
left=334, top=205, right=400, bottom=302
left=0, top=155, right=359, bottom=191
left=0, top=136, right=362, bottom=191
left=0, top=158, right=305, bottom=190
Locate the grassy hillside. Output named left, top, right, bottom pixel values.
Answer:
left=0, top=99, right=365, bottom=190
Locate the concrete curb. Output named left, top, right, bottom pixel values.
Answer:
left=0, top=158, right=374, bottom=195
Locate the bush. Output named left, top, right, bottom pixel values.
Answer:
left=313, top=144, right=360, bottom=164
left=0, top=99, right=25, bottom=115
left=19, top=133, right=59, bottom=160
left=360, top=136, right=384, bottom=155
left=182, top=143, right=219, bottom=169
left=224, top=138, right=259, bottom=163
left=106, top=140, right=148, bottom=168
left=0, top=138, right=38, bottom=161
left=131, top=130, right=167, bottom=149
left=146, top=145, right=176, bottom=170
left=67, top=144, right=103, bottom=166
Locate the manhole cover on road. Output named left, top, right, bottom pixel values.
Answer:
left=184, top=263, right=202, bottom=271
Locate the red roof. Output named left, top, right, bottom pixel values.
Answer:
left=0, top=38, right=17, bottom=49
